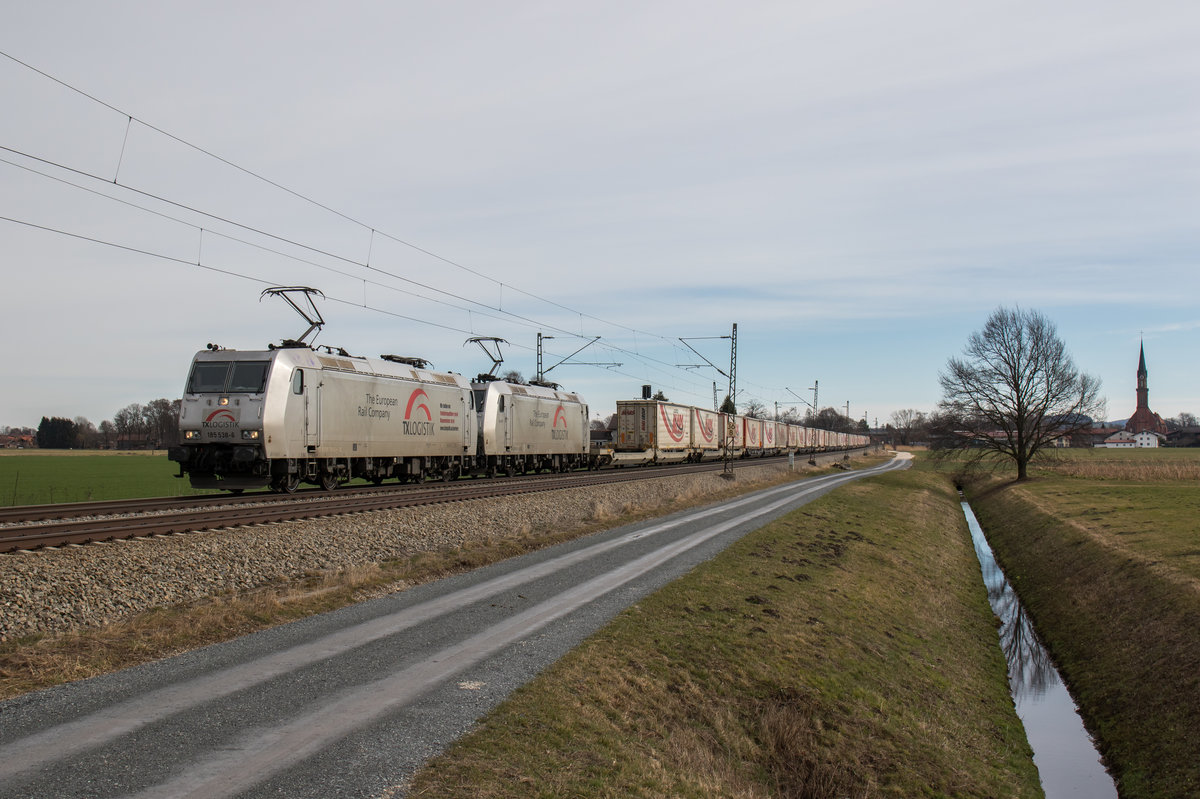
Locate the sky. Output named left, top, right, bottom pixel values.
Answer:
left=2, top=1, right=1197, bottom=431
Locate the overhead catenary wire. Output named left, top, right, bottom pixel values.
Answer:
left=1, top=146, right=712, bottom=397
left=0, top=155, right=536, bottom=332
left=3, top=209, right=680, bottom=394
left=0, top=48, right=659, bottom=341
left=0, top=49, right=729, bottom=405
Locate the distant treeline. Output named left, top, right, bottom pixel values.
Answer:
left=28, top=399, right=181, bottom=450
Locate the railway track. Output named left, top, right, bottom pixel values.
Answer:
left=0, top=456, right=806, bottom=553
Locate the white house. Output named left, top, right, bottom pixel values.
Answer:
left=1101, top=430, right=1163, bottom=448
left=1134, top=430, right=1164, bottom=448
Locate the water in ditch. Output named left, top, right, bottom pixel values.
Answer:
left=961, top=501, right=1117, bottom=798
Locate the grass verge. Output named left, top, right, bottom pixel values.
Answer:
left=968, top=476, right=1200, bottom=799
left=408, top=467, right=1039, bottom=798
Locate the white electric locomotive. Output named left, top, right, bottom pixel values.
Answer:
left=169, top=345, right=479, bottom=491
left=169, top=343, right=591, bottom=492
left=473, top=379, right=590, bottom=476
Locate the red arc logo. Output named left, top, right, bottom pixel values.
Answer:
left=405, top=389, right=431, bottom=420
left=660, top=405, right=686, bottom=443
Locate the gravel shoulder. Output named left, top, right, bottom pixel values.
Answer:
left=1, top=462, right=808, bottom=642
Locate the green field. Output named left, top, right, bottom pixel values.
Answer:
left=0, top=451, right=212, bottom=505
left=0, top=449, right=384, bottom=506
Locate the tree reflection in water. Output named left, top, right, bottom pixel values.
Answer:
left=961, top=501, right=1117, bottom=798
left=976, top=548, right=1059, bottom=701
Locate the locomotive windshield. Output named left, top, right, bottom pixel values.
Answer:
left=187, top=360, right=271, bottom=394
left=229, top=362, right=271, bottom=392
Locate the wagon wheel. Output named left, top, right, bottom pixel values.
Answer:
left=320, top=472, right=339, bottom=491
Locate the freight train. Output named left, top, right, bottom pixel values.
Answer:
left=168, top=342, right=868, bottom=493
left=593, top=398, right=868, bottom=467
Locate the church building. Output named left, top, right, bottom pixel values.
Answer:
left=1124, top=343, right=1168, bottom=436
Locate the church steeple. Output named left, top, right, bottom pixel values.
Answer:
left=1136, top=341, right=1149, bottom=409
left=1126, top=341, right=1167, bottom=435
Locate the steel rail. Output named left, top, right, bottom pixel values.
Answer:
left=0, top=458, right=748, bottom=525
left=0, top=455, right=828, bottom=553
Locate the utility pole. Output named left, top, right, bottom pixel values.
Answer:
left=728, top=322, right=737, bottom=410
left=713, top=382, right=718, bottom=411
left=845, top=401, right=850, bottom=424
left=536, top=333, right=552, bottom=382
left=677, top=326, right=735, bottom=407
left=534, top=333, right=614, bottom=385
left=724, top=323, right=737, bottom=482
left=811, top=380, right=818, bottom=416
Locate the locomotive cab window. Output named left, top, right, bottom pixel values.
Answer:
left=188, top=362, right=231, bottom=393
left=292, top=369, right=304, bottom=395
left=229, top=361, right=270, bottom=393
left=187, top=360, right=271, bottom=394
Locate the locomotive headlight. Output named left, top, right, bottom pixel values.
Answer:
left=183, top=430, right=202, bottom=440
left=219, top=397, right=229, bottom=406
left=241, top=429, right=261, bottom=440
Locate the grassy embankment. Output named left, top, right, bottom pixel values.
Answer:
left=409, top=466, right=1039, bottom=798
left=963, top=449, right=1200, bottom=799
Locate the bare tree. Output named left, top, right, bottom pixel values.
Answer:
left=113, top=403, right=146, bottom=448
left=938, top=307, right=1103, bottom=480
left=742, top=399, right=767, bottom=419
left=143, top=398, right=179, bottom=449
left=74, top=416, right=99, bottom=449
left=99, top=419, right=115, bottom=449
left=779, top=407, right=803, bottom=424
left=812, top=407, right=852, bottom=432
left=1167, top=412, right=1198, bottom=430
left=890, top=409, right=927, bottom=445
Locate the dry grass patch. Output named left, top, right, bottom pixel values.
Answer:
left=1036, top=457, right=1200, bottom=481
